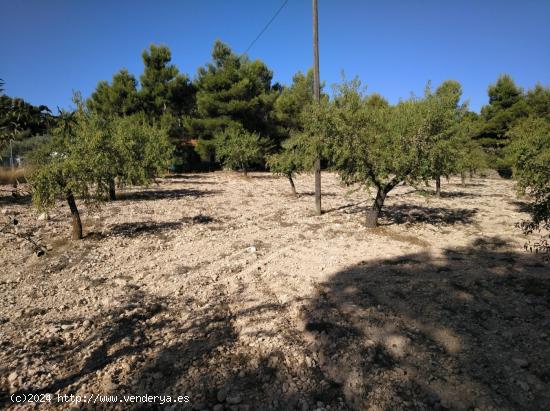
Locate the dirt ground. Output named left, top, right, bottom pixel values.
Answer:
left=0, top=172, right=549, bottom=411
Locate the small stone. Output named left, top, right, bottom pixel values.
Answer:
left=517, top=380, right=530, bottom=391
left=37, top=212, right=49, bottom=221
left=8, top=372, right=18, bottom=383
left=114, top=278, right=127, bottom=287
left=102, top=374, right=117, bottom=392
left=213, top=405, right=224, bottom=411
left=217, top=388, right=228, bottom=403
left=226, top=394, right=242, bottom=405
left=82, top=320, right=92, bottom=328
left=246, top=246, right=257, bottom=253
left=512, top=358, right=529, bottom=368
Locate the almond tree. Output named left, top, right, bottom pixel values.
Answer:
left=507, top=116, right=550, bottom=258
left=30, top=107, right=172, bottom=240
left=213, top=126, right=267, bottom=176
left=322, top=78, right=433, bottom=227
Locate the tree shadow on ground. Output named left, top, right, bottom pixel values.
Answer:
left=0, top=189, right=32, bottom=206
left=438, top=191, right=478, bottom=199
left=163, top=174, right=209, bottom=180
left=381, top=203, right=478, bottom=225
left=299, top=191, right=339, bottom=198
left=3, top=237, right=548, bottom=411
left=324, top=201, right=368, bottom=214
left=116, top=188, right=218, bottom=202
left=108, top=221, right=185, bottom=238
left=300, top=237, right=550, bottom=410
left=509, top=200, right=532, bottom=214
left=163, top=180, right=219, bottom=186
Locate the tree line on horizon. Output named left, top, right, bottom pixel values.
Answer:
left=0, top=40, right=548, bottom=253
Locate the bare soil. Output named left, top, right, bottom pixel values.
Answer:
left=1, top=172, right=549, bottom=411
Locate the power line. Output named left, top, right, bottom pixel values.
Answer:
left=244, top=0, right=290, bottom=54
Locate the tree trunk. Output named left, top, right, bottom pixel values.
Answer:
left=435, top=176, right=441, bottom=197
left=460, top=172, right=465, bottom=187
left=108, top=178, right=116, bottom=201
left=469, top=168, right=474, bottom=179
left=66, top=192, right=83, bottom=240
left=243, top=169, right=248, bottom=177
left=288, top=174, right=297, bottom=196
left=365, top=187, right=387, bottom=228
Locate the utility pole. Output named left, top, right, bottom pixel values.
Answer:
left=312, top=0, right=322, bottom=215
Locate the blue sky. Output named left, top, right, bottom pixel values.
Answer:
left=1, top=0, right=549, bottom=112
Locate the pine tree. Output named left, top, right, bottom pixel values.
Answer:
left=189, top=40, right=278, bottom=163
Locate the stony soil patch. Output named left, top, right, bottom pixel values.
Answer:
left=1, top=172, right=549, bottom=410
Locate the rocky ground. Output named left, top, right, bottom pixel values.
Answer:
left=0, top=172, right=549, bottom=411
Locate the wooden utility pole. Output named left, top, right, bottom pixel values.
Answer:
left=312, top=0, right=322, bottom=215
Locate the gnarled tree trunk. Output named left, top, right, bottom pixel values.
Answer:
left=66, top=192, right=83, bottom=240
left=288, top=174, right=297, bottom=196
left=108, top=178, right=116, bottom=201
left=365, top=178, right=402, bottom=227
left=365, top=186, right=387, bottom=228
left=435, top=175, right=441, bottom=197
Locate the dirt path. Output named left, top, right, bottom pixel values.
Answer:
left=1, top=172, right=549, bottom=410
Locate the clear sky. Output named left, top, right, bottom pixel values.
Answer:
left=1, top=0, right=549, bottom=112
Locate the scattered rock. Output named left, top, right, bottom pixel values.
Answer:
left=246, top=246, right=257, bottom=253
left=8, top=372, right=18, bottom=383
left=512, top=358, right=529, bottom=368
left=37, top=212, right=49, bottom=221
left=217, top=388, right=228, bottom=403
left=226, top=394, right=242, bottom=405
left=517, top=380, right=530, bottom=391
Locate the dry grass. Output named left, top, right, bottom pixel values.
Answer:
left=0, top=167, right=29, bottom=185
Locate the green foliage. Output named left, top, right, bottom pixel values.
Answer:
left=0, top=94, right=52, bottom=148
left=30, top=107, right=172, bottom=211
left=87, top=69, right=140, bottom=117
left=525, top=83, right=550, bottom=120
left=30, top=109, right=105, bottom=210
left=420, top=80, right=466, bottom=186
left=109, top=113, right=173, bottom=188
left=325, top=78, right=432, bottom=190
left=506, top=116, right=550, bottom=257
left=140, top=45, right=195, bottom=118
left=478, top=75, right=528, bottom=154
left=273, top=70, right=315, bottom=138
left=190, top=40, right=278, bottom=150
left=213, top=126, right=266, bottom=174
left=454, top=113, right=488, bottom=177
left=266, top=133, right=312, bottom=178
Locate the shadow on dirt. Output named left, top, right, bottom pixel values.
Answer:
left=108, top=221, right=184, bottom=237
left=509, top=200, right=532, bottom=214
left=381, top=203, right=478, bottom=225
left=116, top=188, right=218, bottom=202
left=2, top=238, right=549, bottom=410
left=0, top=189, right=32, bottom=206
left=438, top=191, right=478, bottom=199
left=298, top=237, right=550, bottom=410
